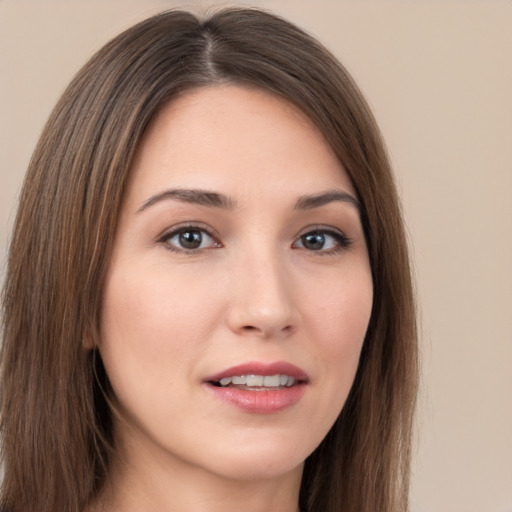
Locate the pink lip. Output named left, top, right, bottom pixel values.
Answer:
left=203, top=361, right=308, bottom=414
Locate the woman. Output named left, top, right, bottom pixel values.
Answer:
left=0, top=8, right=417, bottom=512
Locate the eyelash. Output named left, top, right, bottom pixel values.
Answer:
left=158, top=223, right=221, bottom=254
left=157, top=224, right=352, bottom=255
left=293, top=226, right=353, bottom=255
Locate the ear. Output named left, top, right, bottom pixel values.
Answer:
left=82, top=324, right=98, bottom=350
left=83, top=334, right=95, bottom=350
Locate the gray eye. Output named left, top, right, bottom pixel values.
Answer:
left=296, top=231, right=338, bottom=251
left=178, top=230, right=203, bottom=249
left=301, top=232, right=326, bottom=250
left=166, top=229, right=216, bottom=251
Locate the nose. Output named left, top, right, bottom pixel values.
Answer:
left=226, top=251, right=300, bottom=339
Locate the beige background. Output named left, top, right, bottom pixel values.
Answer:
left=1, top=1, right=511, bottom=511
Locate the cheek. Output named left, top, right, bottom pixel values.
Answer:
left=304, top=265, right=373, bottom=348
left=99, top=264, right=221, bottom=389
left=300, top=267, right=373, bottom=407
left=103, top=261, right=217, bottom=337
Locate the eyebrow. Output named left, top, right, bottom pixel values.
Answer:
left=294, top=190, right=360, bottom=211
left=137, top=189, right=237, bottom=212
left=137, top=188, right=360, bottom=213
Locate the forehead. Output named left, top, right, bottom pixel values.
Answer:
left=126, top=85, right=356, bottom=204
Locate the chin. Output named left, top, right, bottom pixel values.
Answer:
left=196, top=434, right=311, bottom=482
left=211, top=456, right=305, bottom=483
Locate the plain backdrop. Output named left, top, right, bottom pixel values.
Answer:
left=1, top=1, right=511, bottom=511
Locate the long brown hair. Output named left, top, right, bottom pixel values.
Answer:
left=0, top=8, right=417, bottom=512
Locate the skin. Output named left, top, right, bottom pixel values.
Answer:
left=96, top=85, right=373, bottom=512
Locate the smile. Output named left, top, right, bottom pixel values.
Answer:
left=204, top=362, right=308, bottom=413
left=214, top=374, right=297, bottom=389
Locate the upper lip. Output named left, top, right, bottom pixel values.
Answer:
left=204, top=361, right=309, bottom=383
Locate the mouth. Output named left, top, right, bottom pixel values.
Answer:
left=204, top=362, right=308, bottom=413
left=209, top=373, right=299, bottom=390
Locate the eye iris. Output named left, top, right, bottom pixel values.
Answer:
left=179, top=230, right=202, bottom=249
left=303, top=232, right=325, bottom=250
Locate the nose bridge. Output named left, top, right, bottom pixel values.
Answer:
left=228, top=239, right=298, bottom=337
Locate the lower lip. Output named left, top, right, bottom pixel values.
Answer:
left=205, top=384, right=306, bottom=414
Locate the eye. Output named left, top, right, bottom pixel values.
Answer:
left=293, top=229, right=351, bottom=253
left=160, top=226, right=221, bottom=253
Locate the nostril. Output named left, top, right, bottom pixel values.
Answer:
left=240, top=324, right=294, bottom=336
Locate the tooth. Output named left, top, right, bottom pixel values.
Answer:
left=220, top=374, right=297, bottom=388
left=286, top=377, right=296, bottom=387
left=263, top=375, right=280, bottom=387
left=246, top=375, right=264, bottom=387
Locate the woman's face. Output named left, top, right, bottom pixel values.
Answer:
left=100, top=85, right=373, bottom=484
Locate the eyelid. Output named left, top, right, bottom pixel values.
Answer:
left=295, top=224, right=349, bottom=240
left=156, top=221, right=218, bottom=240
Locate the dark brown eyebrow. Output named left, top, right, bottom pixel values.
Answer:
left=294, top=190, right=361, bottom=211
left=137, top=188, right=237, bottom=213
